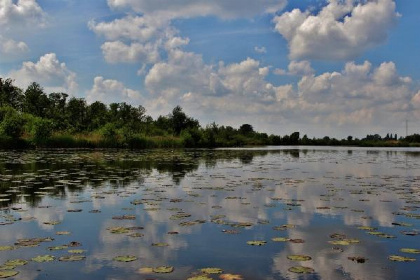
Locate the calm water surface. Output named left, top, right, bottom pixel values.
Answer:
left=1, top=147, right=420, bottom=280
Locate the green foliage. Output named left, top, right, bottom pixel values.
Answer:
left=32, top=118, right=54, bottom=145
left=0, top=78, right=23, bottom=109
left=0, top=109, right=25, bottom=139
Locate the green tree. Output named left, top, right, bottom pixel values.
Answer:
left=87, top=101, right=108, bottom=131
left=170, top=106, right=199, bottom=136
left=23, top=82, right=50, bottom=118
left=66, top=97, right=87, bottom=132
left=239, top=124, right=254, bottom=135
left=0, top=78, right=23, bottom=109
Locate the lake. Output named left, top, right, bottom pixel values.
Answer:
left=0, top=147, right=420, bottom=279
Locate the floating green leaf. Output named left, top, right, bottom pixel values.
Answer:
left=400, top=248, right=420, bottom=254
left=58, top=255, right=86, bottom=262
left=0, top=246, right=14, bottom=251
left=288, top=266, right=315, bottom=274
left=272, top=237, right=290, bottom=242
left=113, top=255, right=137, bottom=262
left=200, top=267, right=223, bottom=274
left=287, top=255, right=312, bottom=261
left=48, top=245, right=68, bottom=251
left=68, top=249, right=86, bottom=254
left=0, top=270, right=18, bottom=278
left=152, top=243, right=169, bottom=247
left=152, top=266, right=174, bottom=273
left=246, top=241, right=267, bottom=246
left=388, top=255, right=416, bottom=262
left=4, top=259, right=27, bottom=267
left=31, top=255, right=55, bottom=263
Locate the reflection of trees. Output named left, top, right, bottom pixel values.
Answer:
left=0, top=149, right=282, bottom=207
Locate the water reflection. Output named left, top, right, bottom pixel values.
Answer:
left=0, top=147, right=420, bottom=279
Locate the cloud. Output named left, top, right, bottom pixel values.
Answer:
left=91, top=0, right=287, bottom=65
left=86, top=76, right=142, bottom=104
left=101, top=41, right=160, bottom=64
left=0, top=0, right=46, bottom=27
left=0, top=35, right=29, bottom=55
left=274, top=60, right=314, bottom=76
left=88, top=15, right=170, bottom=42
left=9, top=53, right=78, bottom=94
left=273, top=0, right=398, bottom=60
left=254, top=46, right=267, bottom=54
left=143, top=50, right=418, bottom=136
left=107, top=0, right=287, bottom=19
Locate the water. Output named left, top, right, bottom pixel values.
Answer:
left=0, top=147, right=419, bottom=279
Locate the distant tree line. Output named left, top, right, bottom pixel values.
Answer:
left=0, top=78, right=419, bottom=148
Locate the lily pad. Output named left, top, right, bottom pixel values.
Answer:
left=4, top=259, right=27, bottom=267
left=400, top=248, right=420, bottom=254
left=200, top=267, right=223, bottom=274
left=246, top=240, right=267, bottom=246
left=0, top=266, right=15, bottom=271
left=107, top=226, right=130, bottom=234
left=0, top=246, right=14, bottom=251
left=288, top=266, right=315, bottom=274
left=287, top=255, right=312, bottom=261
left=328, top=239, right=359, bottom=246
left=388, top=255, right=416, bottom=262
left=31, top=255, right=55, bottom=263
left=113, top=255, right=137, bottom=262
left=152, top=243, right=169, bottom=247
left=48, top=245, right=68, bottom=251
left=272, top=237, right=290, bottom=242
left=58, top=255, right=86, bottom=262
left=68, top=249, right=86, bottom=254
left=0, top=271, right=18, bottom=278
left=152, top=266, right=174, bottom=273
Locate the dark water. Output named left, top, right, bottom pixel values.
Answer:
left=0, top=147, right=420, bottom=280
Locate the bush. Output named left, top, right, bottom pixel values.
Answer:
left=32, top=118, right=54, bottom=145
left=0, top=111, right=25, bottom=139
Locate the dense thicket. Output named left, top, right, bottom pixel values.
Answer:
left=0, top=78, right=418, bottom=148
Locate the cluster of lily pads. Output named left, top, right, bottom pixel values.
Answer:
left=1, top=149, right=420, bottom=279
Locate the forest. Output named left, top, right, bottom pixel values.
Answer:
left=0, top=78, right=419, bottom=149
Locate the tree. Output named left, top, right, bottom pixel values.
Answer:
left=87, top=101, right=109, bottom=130
left=170, top=106, right=199, bottom=136
left=66, top=97, right=87, bottom=132
left=23, top=82, right=50, bottom=118
left=239, top=124, right=254, bottom=135
left=0, top=78, right=23, bottom=109
left=290, top=132, right=300, bottom=145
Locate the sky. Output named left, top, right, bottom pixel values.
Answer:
left=0, top=0, right=419, bottom=138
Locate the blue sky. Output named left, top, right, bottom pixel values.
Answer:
left=1, top=0, right=419, bottom=138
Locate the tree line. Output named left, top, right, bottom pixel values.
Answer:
left=0, top=78, right=419, bottom=148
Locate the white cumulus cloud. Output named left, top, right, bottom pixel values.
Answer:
left=9, top=53, right=78, bottom=94
left=87, top=76, right=142, bottom=104
left=0, top=35, right=29, bottom=55
left=273, top=0, right=398, bottom=60
left=101, top=41, right=160, bottom=64
left=0, top=0, right=46, bottom=27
